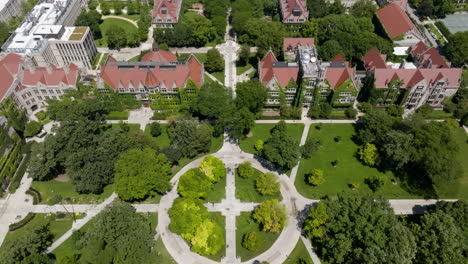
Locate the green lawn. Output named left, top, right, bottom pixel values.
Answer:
left=436, top=128, right=468, bottom=200
left=117, top=14, right=140, bottom=22
left=236, top=212, right=281, bottom=262
left=205, top=173, right=226, bottom=203
left=153, top=237, right=177, bottom=263
left=52, top=217, right=96, bottom=262
left=240, top=123, right=304, bottom=154
left=144, top=124, right=171, bottom=149
left=463, top=69, right=468, bottom=88
left=210, top=71, right=225, bottom=83
left=110, top=123, right=141, bottom=133
left=236, top=168, right=282, bottom=202
left=205, top=212, right=226, bottom=261
left=193, top=53, right=207, bottom=63
left=427, top=23, right=446, bottom=44
left=295, top=124, right=421, bottom=199
left=236, top=64, right=253, bottom=76
left=31, top=180, right=115, bottom=204
left=96, top=18, right=138, bottom=47
left=425, top=110, right=453, bottom=119
left=283, top=238, right=313, bottom=264
left=1, top=214, right=73, bottom=249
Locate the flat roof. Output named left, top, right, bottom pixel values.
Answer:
left=439, top=14, right=468, bottom=33
left=0, top=0, right=11, bottom=11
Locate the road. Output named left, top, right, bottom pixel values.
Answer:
left=406, top=6, right=439, bottom=47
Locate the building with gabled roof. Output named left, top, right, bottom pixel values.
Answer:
left=375, top=3, right=423, bottom=46
left=98, top=48, right=204, bottom=107
left=279, top=0, right=309, bottom=24
left=361, top=47, right=462, bottom=109
left=152, top=0, right=182, bottom=27
left=0, top=53, right=79, bottom=112
left=409, top=41, right=450, bottom=69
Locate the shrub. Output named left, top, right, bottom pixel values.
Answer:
left=48, top=194, right=62, bottom=205
left=254, top=139, right=264, bottom=151
left=359, top=102, right=373, bottom=113
left=334, top=136, right=341, bottom=142
left=357, top=143, right=379, bottom=166
left=345, top=108, right=357, bottom=119
left=238, top=161, right=254, bottom=179
left=307, top=169, right=324, bottom=186
left=35, top=111, right=47, bottom=121
left=365, top=175, right=385, bottom=192
left=119, top=121, right=130, bottom=132
left=149, top=122, right=162, bottom=137
left=331, top=160, right=339, bottom=167
left=349, top=182, right=360, bottom=189
left=255, top=172, right=280, bottom=195
left=301, top=139, right=320, bottom=159
left=24, top=121, right=42, bottom=137
left=416, top=104, right=433, bottom=117
left=242, top=232, right=259, bottom=251
left=8, top=213, right=36, bottom=231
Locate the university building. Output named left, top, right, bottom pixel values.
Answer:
left=98, top=47, right=204, bottom=109
left=1, top=0, right=97, bottom=70
left=0, top=0, right=26, bottom=22
left=152, top=0, right=181, bottom=28
left=259, top=38, right=359, bottom=108
left=361, top=42, right=462, bottom=109
left=279, top=0, right=309, bottom=34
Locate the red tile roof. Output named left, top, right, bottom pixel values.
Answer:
left=22, top=64, right=79, bottom=87
left=283, top=38, right=315, bottom=52
left=141, top=50, right=177, bottom=62
left=100, top=55, right=203, bottom=91
left=362, top=48, right=390, bottom=71
left=153, top=0, right=181, bottom=24
left=410, top=41, right=449, bottom=68
left=375, top=3, right=415, bottom=39
left=279, top=0, right=309, bottom=24
left=374, top=68, right=462, bottom=89
left=0, top=54, right=22, bottom=101
left=325, top=60, right=357, bottom=90
left=259, top=51, right=299, bottom=88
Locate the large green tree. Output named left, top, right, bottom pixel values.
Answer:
left=446, top=31, right=468, bottom=66
left=178, top=168, right=212, bottom=198
left=255, top=172, right=280, bottom=195
left=304, top=192, right=417, bottom=264
left=199, top=155, right=226, bottom=183
left=205, top=48, right=225, bottom=73
left=77, top=204, right=154, bottom=264
left=253, top=199, right=287, bottom=233
left=236, top=81, right=268, bottom=114
left=75, top=10, right=102, bottom=39
left=168, top=119, right=213, bottom=158
left=115, top=148, right=172, bottom=201
left=169, top=197, right=209, bottom=238
left=350, top=0, right=376, bottom=18
left=262, top=123, right=300, bottom=170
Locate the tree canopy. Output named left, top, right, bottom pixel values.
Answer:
left=178, top=168, right=213, bottom=198
left=115, top=148, right=172, bottom=201
left=262, top=122, right=300, bottom=170
left=255, top=172, right=280, bottom=195
left=236, top=81, right=268, bottom=115
left=253, top=199, right=287, bottom=233
left=199, top=155, right=226, bottom=183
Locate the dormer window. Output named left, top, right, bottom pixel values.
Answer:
left=161, top=7, right=167, bottom=14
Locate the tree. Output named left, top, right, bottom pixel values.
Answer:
left=253, top=199, right=287, bottom=233
left=263, top=129, right=300, bottom=170
left=24, top=121, right=42, bottom=137
left=356, top=109, right=394, bottom=144
left=345, top=108, right=357, bottom=119
left=75, top=10, right=102, bottom=40
left=365, top=175, right=385, bottom=192
left=77, top=204, right=154, bottom=263
left=0, top=224, right=54, bottom=264
left=169, top=119, right=213, bottom=158
left=101, top=2, right=111, bottom=15
left=416, top=104, right=433, bottom=117
left=307, top=169, right=325, bottom=186
left=192, top=82, right=232, bottom=120
left=254, top=139, right=264, bottom=151
left=417, top=0, right=433, bottom=17
left=380, top=130, right=413, bottom=169
left=350, top=0, right=376, bottom=17
left=412, top=211, right=466, bottom=264
left=227, top=107, right=256, bottom=139
left=238, top=45, right=251, bottom=66
left=301, top=139, right=320, bottom=159
left=242, top=232, right=259, bottom=251
left=0, top=21, right=10, bottom=46
left=238, top=161, right=255, bottom=178
left=205, top=48, right=225, bottom=73
left=178, top=168, right=212, bottom=198
left=357, top=143, right=379, bottom=166
left=446, top=31, right=468, bottom=66
left=327, top=0, right=346, bottom=14
left=200, top=155, right=226, bottom=183
left=106, top=26, right=127, bottom=49
left=300, top=20, right=319, bottom=38
left=304, top=192, right=417, bottom=264
left=433, top=0, right=455, bottom=18
left=255, top=172, right=280, bottom=195
left=149, top=122, right=162, bottom=137
left=236, top=81, right=268, bottom=114
left=115, top=148, right=172, bottom=201
left=190, top=219, right=225, bottom=256
left=307, top=0, right=328, bottom=18
left=169, top=197, right=209, bottom=237
left=386, top=104, right=404, bottom=117
left=318, top=40, right=343, bottom=61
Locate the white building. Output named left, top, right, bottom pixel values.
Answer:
left=1, top=0, right=96, bottom=69
left=0, top=0, right=26, bottom=22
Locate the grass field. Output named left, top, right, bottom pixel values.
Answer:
left=283, top=238, right=313, bottom=264
left=436, top=128, right=468, bottom=200
left=110, top=123, right=140, bottom=133
left=425, top=110, right=453, bottom=119
left=295, top=124, right=421, bottom=199
left=236, top=168, right=282, bottom=202
left=205, top=173, right=226, bottom=203
left=236, top=212, right=281, bottom=262
left=153, top=237, right=177, bottom=263
left=96, top=18, right=138, bottom=47
left=240, top=123, right=304, bottom=154
left=211, top=71, right=225, bottom=83
left=1, top=214, right=73, bottom=250
left=144, top=124, right=171, bottom=149
left=31, top=180, right=115, bottom=204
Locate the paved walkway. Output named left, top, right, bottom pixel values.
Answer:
left=101, top=15, right=138, bottom=27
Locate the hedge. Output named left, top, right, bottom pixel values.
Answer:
left=9, top=213, right=36, bottom=231
left=435, top=21, right=451, bottom=39
left=106, top=111, right=129, bottom=120
left=26, top=187, right=42, bottom=204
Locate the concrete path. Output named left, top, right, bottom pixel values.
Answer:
left=101, top=15, right=139, bottom=27
left=301, top=236, right=321, bottom=264
left=289, top=123, right=310, bottom=184
left=46, top=193, right=118, bottom=253
left=237, top=67, right=255, bottom=83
